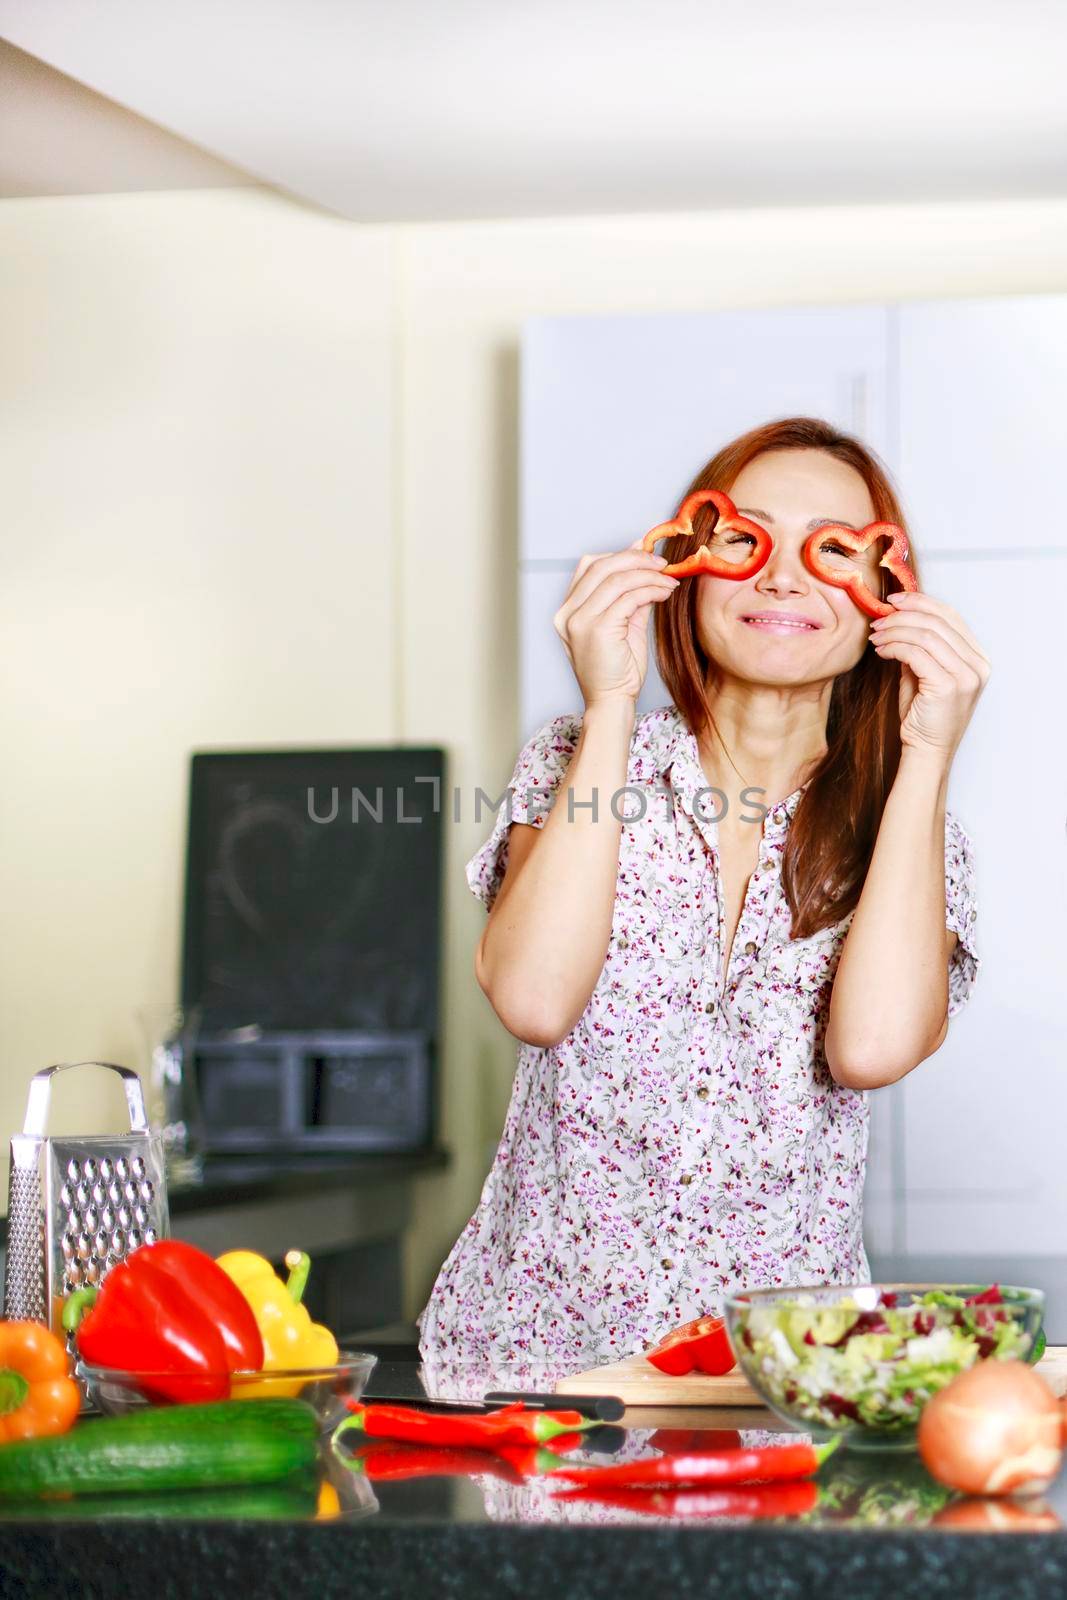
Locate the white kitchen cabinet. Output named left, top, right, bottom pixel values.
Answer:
left=890, top=553, right=1066, bottom=1254
left=521, top=307, right=892, bottom=563
left=897, top=294, right=1067, bottom=554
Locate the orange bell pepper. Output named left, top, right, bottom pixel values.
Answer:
left=0, top=1321, right=81, bottom=1442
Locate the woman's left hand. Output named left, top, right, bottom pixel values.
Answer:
left=869, top=591, right=991, bottom=765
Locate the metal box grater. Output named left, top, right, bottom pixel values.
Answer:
left=3, top=1062, right=169, bottom=1342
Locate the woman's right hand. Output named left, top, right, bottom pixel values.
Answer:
left=552, top=538, right=680, bottom=709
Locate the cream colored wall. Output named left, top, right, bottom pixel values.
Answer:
left=3, top=188, right=1066, bottom=1322
left=0, top=190, right=396, bottom=1140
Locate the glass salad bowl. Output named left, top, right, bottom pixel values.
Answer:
left=76, top=1351, right=378, bottom=1432
left=724, top=1283, right=1045, bottom=1451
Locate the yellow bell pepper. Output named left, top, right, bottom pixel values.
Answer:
left=215, top=1249, right=339, bottom=1399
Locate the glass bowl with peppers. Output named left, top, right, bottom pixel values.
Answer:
left=77, top=1352, right=378, bottom=1432
left=64, top=1238, right=378, bottom=1431
left=724, top=1282, right=1046, bottom=1451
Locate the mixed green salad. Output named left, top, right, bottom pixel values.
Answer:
left=735, top=1285, right=1043, bottom=1435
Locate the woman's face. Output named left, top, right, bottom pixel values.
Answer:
left=692, top=448, right=881, bottom=686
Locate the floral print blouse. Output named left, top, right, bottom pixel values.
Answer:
left=416, top=702, right=979, bottom=1397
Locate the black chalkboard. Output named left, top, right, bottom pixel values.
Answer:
left=181, top=748, right=445, bottom=1033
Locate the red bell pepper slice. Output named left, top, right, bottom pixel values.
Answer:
left=801, top=519, right=918, bottom=619
left=62, top=1242, right=255, bottom=1404
left=645, top=1314, right=736, bottom=1377
left=642, top=490, right=773, bottom=581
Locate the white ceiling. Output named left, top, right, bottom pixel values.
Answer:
left=0, top=38, right=256, bottom=199
left=1, top=0, right=1065, bottom=222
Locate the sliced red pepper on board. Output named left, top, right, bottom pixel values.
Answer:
left=641, top=490, right=773, bottom=581
left=801, top=520, right=918, bottom=619
left=549, top=1436, right=839, bottom=1490
left=645, top=1314, right=736, bottom=1377
left=552, top=1479, right=819, bottom=1520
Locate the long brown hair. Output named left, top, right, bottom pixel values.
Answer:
left=652, top=416, right=921, bottom=940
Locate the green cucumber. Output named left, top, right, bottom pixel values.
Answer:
left=0, top=1400, right=318, bottom=1499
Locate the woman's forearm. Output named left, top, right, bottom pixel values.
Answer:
left=478, top=697, right=636, bottom=1046
left=823, top=750, right=953, bottom=1090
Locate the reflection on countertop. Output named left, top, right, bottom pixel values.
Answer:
left=2, top=1351, right=1067, bottom=1600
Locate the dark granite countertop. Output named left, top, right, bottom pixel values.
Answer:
left=1, top=1351, right=1066, bottom=1598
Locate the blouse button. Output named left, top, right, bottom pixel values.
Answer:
left=660, top=1259, right=674, bottom=1270
left=704, top=1000, right=717, bottom=1015
left=696, top=1086, right=710, bottom=1101
left=744, top=941, right=758, bottom=955
left=680, top=1174, right=694, bottom=1186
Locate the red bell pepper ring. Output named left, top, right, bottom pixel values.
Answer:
left=548, top=1435, right=839, bottom=1490
left=645, top=1314, right=736, bottom=1377
left=552, top=1479, right=819, bottom=1520
left=801, top=519, right=918, bottom=619
left=642, top=490, right=773, bottom=581
left=62, top=1243, right=251, bottom=1404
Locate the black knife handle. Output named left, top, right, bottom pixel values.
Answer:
left=482, top=1390, right=625, bottom=1422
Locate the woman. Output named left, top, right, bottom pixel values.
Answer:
left=417, top=416, right=987, bottom=1392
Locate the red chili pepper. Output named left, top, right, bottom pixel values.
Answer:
left=549, top=1436, right=839, bottom=1490
left=62, top=1240, right=263, bottom=1403
left=339, top=1399, right=596, bottom=1451
left=801, top=520, right=918, bottom=619
left=552, top=1480, right=819, bottom=1519
left=642, top=490, right=773, bottom=582
left=645, top=1315, right=736, bottom=1377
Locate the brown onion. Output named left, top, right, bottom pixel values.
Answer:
left=918, top=1360, right=1062, bottom=1497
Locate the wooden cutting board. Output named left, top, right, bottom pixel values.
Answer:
left=554, top=1346, right=1067, bottom=1408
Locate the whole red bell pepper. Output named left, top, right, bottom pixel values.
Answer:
left=642, top=490, right=773, bottom=581
left=132, top=1240, right=263, bottom=1372
left=63, top=1240, right=263, bottom=1404
left=645, top=1314, right=736, bottom=1377
left=801, top=520, right=918, bottom=619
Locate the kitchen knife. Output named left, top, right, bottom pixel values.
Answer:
left=361, top=1390, right=625, bottom=1422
